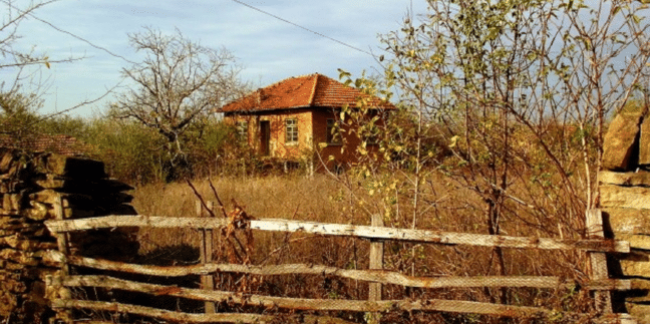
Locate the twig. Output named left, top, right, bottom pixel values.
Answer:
left=208, top=178, right=229, bottom=218
left=186, top=180, right=216, bottom=217
left=187, top=179, right=245, bottom=262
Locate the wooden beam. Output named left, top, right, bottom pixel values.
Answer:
left=44, top=215, right=630, bottom=252
left=51, top=299, right=354, bottom=324
left=53, top=195, right=72, bottom=324
left=587, top=209, right=613, bottom=313
left=50, top=297, right=637, bottom=324
left=52, top=279, right=637, bottom=323
left=55, top=276, right=550, bottom=317
left=368, top=214, right=384, bottom=301
left=42, top=251, right=631, bottom=290
left=196, top=200, right=215, bottom=314
left=367, top=214, right=384, bottom=324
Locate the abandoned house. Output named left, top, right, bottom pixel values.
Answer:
left=217, top=73, right=395, bottom=168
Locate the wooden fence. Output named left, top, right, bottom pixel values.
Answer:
left=42, top=205, right=637, bottom=324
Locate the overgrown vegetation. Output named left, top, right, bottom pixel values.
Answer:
left=2, top=0, right=650, bottom=322
left=309, top=0, right=650, bottom=318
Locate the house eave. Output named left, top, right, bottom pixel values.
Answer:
left=220, top=104, right=393, bottom=115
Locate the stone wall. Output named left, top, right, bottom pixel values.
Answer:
left=599, top=108, right=650, bottom=321
left=0, top=148, right=135, bottom=324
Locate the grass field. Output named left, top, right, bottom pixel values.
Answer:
left=125, top=171, right=596, bottom=323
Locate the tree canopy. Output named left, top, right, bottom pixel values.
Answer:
left=110, top=27, right=246, bottom=177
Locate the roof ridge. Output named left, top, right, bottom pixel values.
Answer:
left=233, top=73, right=320, bottom=101
left=218, top=72, right=396, bottom=113
left=307, top=73, right=319, bottom=107
left=262, top=73, right=318, bottom=91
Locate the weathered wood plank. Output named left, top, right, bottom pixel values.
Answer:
left=613, top=313, right=638, bottom=324
left=41, top=251, right=631, bottom=290
left=53, top=195, right=73, bottom=324
left=44, top=215, right=630, bottom=252
left=50, top=290, right=636, bottom=323
left=51, top=299, right=354, bottom=324
left=368, top=214, right=384, bottom=324
left=196, top=200, right=215, bottom=314
left=369, top=214, right=384, bottom=301
left=587, top=209, right=613, bottom=313
left=59, top=274, right=554, bottom=315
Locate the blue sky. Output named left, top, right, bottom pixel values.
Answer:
left=3, top=0, right=429, bottom=118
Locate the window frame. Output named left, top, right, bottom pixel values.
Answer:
left=363, top=126, right=379, bottom=146
left=326, top=118, right=341, bottom=145
left=285, top=118, right=298, bottom=145
left=236, top=121, right=248, bottom=141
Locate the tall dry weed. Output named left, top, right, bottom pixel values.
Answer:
left=127, top=171, right=596, bottom=322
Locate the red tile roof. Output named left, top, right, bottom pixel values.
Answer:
left=218, top=73, right=395, bottom=113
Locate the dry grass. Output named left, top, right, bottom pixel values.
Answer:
left=132, top=174, right=355, bottom=254
left=124, top=171, right=596, bottom=323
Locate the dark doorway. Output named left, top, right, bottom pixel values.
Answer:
left=260, top=121, right=271, bottom=156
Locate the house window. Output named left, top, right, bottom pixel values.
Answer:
left=364, top=126, right=379, bottom=145
left=364, top=132, right=379, bottom=145
left=285, top=118, right=298, bottom=144
left=326, top=119, right=341, bottom=145
left=236, top=121, right=248, bottom=141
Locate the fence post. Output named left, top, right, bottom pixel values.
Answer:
left=586, top=209, right=612, bottom=313
left=368, top=214, right=384, bottom=324
left=196, top=200, right=216, bottom=314
left=53, top=195, right=73, bottom=323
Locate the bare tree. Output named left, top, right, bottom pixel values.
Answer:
left=333, top=0, right=650, bottom=308
left=110, top=27, right=244, bottom=177
left=0, top=0, right=55, bottom=82
left=0, top=0, right=80, bottom=143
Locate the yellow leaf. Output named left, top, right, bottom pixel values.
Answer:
left=449, top=135, right=459, bottom=148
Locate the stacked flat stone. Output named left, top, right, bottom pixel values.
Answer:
left=0, top=148, right=135, bottom=324
left=600, top=107, right=650, bottom=321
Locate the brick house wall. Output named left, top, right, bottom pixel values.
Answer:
left=224, top=109, right=313, bottom=160
left=225, top=107, right=387, bottom=170
left=313, top=109, right=359, bottom=167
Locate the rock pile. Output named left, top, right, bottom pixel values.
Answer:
left=0, top=148, right=136, bottom=324
left=600, top=108, right=650, bottom=321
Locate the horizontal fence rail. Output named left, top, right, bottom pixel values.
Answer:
left=56, top=275, right=563, bottom=315
left=42, top=250, right=631, bottom=291
left=44, top=213, right=636, bottom=324
left=50, top=299, right=357, bottom=324
left=49, top=295, right=637, bottom=324
left=49, top=275, right=638, bottom=323
left=44, top=215, right=630, bottom=253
